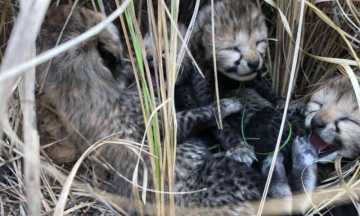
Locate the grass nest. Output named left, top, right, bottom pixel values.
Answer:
left=1, top=0, right=360, bottom=215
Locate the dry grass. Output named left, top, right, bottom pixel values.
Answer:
left=0, top=0, right=360, bottom=215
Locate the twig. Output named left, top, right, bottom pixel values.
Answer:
left=0, top=0, right=133, bottom=84
left=19, top=44, right=41, bottom=216
left=210, top=0, right=222, bottom=129
left=85, top=184, right=120, bottom=216
left=0, top=0, right=50, bottom=153
left=0, top=195, right=4, bottom=216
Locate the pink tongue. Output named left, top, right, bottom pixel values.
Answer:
left=311, top=133, right=331, bottom=152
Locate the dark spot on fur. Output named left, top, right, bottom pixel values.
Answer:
left=333, top=137, right=344, bottom=149
left=335, top=120, right=341, bottom=133
left=220, top=200, right=228, bottom=206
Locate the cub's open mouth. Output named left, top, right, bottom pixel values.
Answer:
left=310, top=133, right=337, bottom=158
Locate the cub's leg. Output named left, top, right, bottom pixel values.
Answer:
left=261, top=153, right=293, bottom=215
left=289, top=136, right=318, bottom=214
left=182, top=156, right=263, bottom=215
left=212, top=123, right=256, bottom=164
left=176, top=98, right=242, bottom=143
left=251, top=75, right=306, bottom=112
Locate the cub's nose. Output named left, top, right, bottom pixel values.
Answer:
left=247, top=60, right=260, bottom=69
left=311, top=117, right=326, bottom=129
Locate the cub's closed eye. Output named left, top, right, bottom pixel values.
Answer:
left=311, top=101, right=323, bottom=108
left=307, top=101, right=323, bottom=114
left=338, top=117, right=360, bottom=126
left=256, top=40, right=266, bottom=46
left=223, top=47, right=240, bottom=53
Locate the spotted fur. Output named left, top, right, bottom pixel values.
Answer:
left=173, top=134, right=317, bottom=215
left=175, top=75, right=318, bottom=214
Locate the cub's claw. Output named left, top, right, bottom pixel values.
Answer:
left=288, top=101, right=306, bottom=113
left=226, top=144, right=257, bottom=165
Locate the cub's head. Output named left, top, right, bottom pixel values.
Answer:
left=144, top=22, right=191, bottom=87
left=305, top=76, right=360, bottom=159
left=37, top=6, right=134, bottom=92
left=191, top=0, right=268, bottom=81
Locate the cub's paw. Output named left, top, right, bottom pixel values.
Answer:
left=292, top=136, right=318, bottom=167
left=215, top=98, right=242, bottom=118
left=261, top=152, right=285, bottom=176
left=226, top=144, right=257, bottom=165
left=277, top=100, right=306, bottom=114
left=289, top=101, right=306, bottom=114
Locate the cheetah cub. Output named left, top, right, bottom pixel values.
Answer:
left=191, top=0, right=268, bottom=81
left=188, top=0, right=268, bottom=164
left=143, top=22, right=192, bottom=89
left=304, top=74, right=360, bottom=215
left=305, top=75, right=360, bottom=160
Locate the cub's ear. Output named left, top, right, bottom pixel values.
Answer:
left=97, top=41, right=121, bottom=79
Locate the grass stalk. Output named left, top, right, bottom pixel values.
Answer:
left=0, top=0, right=50, bottom=149
left=19, top=44, right=41, bottom=216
